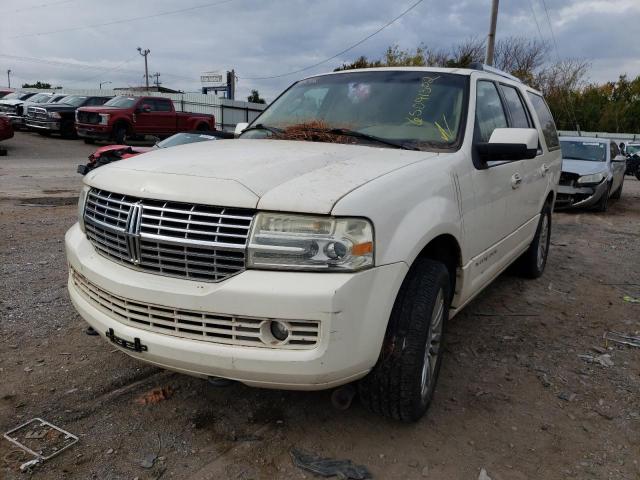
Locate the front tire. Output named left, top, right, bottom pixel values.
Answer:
left=595, top=182, right=611, bottom=212
left=113, top=125, right=128, bottom=144
left=359, top=258, right=449, bottom=422
left=517, top=203, right=551, bottom=278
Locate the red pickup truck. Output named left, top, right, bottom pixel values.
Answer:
left=75, top=95, right=216, bottom=143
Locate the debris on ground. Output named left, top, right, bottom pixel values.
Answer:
left=140, top=453, right=157, bottom=469
left=290, top=448, right=372, bottom=479
left=478, top=468, right=492, bottom=480
left=578, top=353, right=614, bottom=367
left=3, top=418, right=78, bottom=471
left=622, top=295, right=640, bottom=304
left=604, top=331, right=640, bottom=348
left=558, top=392, right=576, bottom=402
left=135, top=386, right=174, bottom=405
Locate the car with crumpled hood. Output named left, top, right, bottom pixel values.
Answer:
left=556, top=136, right=627, bottom=211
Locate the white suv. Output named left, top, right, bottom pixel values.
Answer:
left=66, top=65, right=561, bottom=421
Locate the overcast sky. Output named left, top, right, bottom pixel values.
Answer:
left=1, top=0, right=639, bottom=101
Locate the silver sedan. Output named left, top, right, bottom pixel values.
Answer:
left=555, top=136, right=627, bottom=211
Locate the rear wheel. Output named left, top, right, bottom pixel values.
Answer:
left=359, top=258, right=449, bottom=422
left=517, top=203, right=551, bottom=278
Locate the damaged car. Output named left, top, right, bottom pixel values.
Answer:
left=556, top=137, right=626, bottom=211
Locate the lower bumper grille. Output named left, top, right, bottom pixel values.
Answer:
left=71, top=268, right=321, bottom=349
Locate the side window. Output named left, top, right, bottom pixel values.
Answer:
left=155, top=99, right=172, bottom=112
left=475, top=81, right=508, bottom=143
left=527, top=92, right=560, bottom=150
left=500, top=85, right=531, bottom=128
left=610, top=142, right=619, bottom=158
left=87, top=97, right=103, bottom=106
left=140, top=99, right=157, bottom=111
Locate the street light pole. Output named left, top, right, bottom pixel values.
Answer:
left=99, top=81, right=112, bottom=90
left=137, top=47, right=151, bottom=91
left=7, top=69, right=11, bottom=88
left=485, top=0, right=499, bottom=66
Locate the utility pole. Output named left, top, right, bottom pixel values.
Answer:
left=152, top=72, right=161, bottom=88
left=7, top=69, right=11, bottom=88
left=485, top=0, right=499, bottom=66
left=137, top=47, right=151, bottom=91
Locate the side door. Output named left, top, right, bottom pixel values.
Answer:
left=153, top=98, right=175, bottom=135
left=133, top=98, right=156, bottom=134
left=498, top=83, right=547, bottom=228
left=465, top=80, right=521, bottom=271
left=609, top=142, right=626, bottom=191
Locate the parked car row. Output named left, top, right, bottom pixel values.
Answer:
left=0, top=93, right=217, bottom=142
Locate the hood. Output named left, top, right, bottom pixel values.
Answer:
left=39, top=103, right=76, bottom=112
left=78, top=105, right=120, bottom=113
left=0, top=99, right=24, bottom=107
left=561, top=158, right=608, bottom=176
left=86, top=139, right=435, bottom=214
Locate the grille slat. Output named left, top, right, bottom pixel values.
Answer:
left=71, top=269, right=320, bottom=349
left=84, top=188, right=253, bottom=282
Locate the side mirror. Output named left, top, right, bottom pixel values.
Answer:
left=234, top=122, right=249, bottom=136
left=476, top=128, right=539, bottom=163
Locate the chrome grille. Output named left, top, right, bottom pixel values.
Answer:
left=84, top=188, right=253, bottom=282
left=27, top=106, right=48, bottom=121
left=559, top=171, right=579, bottom=187
left=77, top=110, right=100, bottom=124
left=71, top=268, right=320, bottom=349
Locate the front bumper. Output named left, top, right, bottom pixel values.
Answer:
left=0, top=114, right=25, bottom=127
left=25, top=119, right=60, bottom=131
left=555, top=180, right=608, bottom=209
left=76, top=124, right=110, bottom=140
left=65, top=223, right=407, bottom=390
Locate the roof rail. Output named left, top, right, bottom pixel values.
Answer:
left=468, top=62, right=522, bottom=83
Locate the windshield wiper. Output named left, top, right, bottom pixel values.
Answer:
left=241, top=123, right=283, bottom=136
left=327, top=128, right=420, bottom=151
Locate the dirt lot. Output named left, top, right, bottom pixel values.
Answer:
left=1, top=131, right=639, bottom=479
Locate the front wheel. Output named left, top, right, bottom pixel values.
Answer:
left=517, top=203, right=551, bottom=278
left=359, top=258, right=449, bottom=422
left=595, top=183, right=611, bottom=212
left=113, top=125, right=128, bottom=144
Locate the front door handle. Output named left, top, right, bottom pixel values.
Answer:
left=541, top=163, right=550, bottom=176
left=511, top=173, right=522, bottom=189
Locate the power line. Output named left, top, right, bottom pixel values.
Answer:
left=8, top=0, right=241, bottom=39
left=7, top=0, right=74, bottom=14
left=239, top=0, right=425, bottom=80
left=526, top=0, right=544, bottom=43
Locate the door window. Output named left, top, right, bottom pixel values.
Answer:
left=154, top=99, right=172, bottom=112
left=527, top=92, right=559, bottom=151
left=500, top=85, right=531, bottom=128
left=475, top=81, right=508, bottom=143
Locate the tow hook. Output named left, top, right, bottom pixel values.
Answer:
left=331, top=384, right=357, bottom=410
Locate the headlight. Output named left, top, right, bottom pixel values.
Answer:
left=247, top=212, right=374, bottom=272
left=577, top=173, right=605, bottom=185
left=99, top=113, right=110, bottom=125
left=78, top=186, right=90, bottom=233
left=48, top=111, right=61, bottom=119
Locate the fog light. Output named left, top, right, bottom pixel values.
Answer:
left=270, top=321, right=290, bottom=341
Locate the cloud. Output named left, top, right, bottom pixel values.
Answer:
left=0, top=0, right=638, bottom=99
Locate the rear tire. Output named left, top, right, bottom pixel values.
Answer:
left=359, top=258, right=449, bottom=422
left=517, top=203, right=551, bottom=279
left=83, top=138, right=95, bottom=145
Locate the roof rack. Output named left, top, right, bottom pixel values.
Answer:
left=468, top=62, right=522, bottom=83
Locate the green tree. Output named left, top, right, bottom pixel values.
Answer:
left=247, top=89, right=266, bottom=104
left=22, top=81, right=53, bottom=89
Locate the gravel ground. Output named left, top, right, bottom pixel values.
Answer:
left=1, top=131, right=639, bottom=479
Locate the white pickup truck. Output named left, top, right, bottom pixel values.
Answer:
left=66, top=65, right=561, bottom=422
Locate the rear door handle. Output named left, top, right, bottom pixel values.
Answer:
left=511, top=173, right=522, bottom=189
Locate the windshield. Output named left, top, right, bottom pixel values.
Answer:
left=104, top=96, right=137, bottom=108
left=2, top=92, right=21, bottom=100
left=627, top=144, right=640, bottom=155
left=241, top=71, right=468, bottom=151
left=29, top=93, right=52, bottom=103
left=156, top=132, right=218, bottom=149
left=60, top=96, right=87, bottom=107
left=560, top=140, right=606, bottom=162
left=47, top=95, right=66, bottom=103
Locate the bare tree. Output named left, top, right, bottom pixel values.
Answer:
left=494, top=37, right=550, bottom=83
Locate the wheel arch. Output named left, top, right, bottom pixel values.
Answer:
left=411, top=233, right=462, bottom=304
